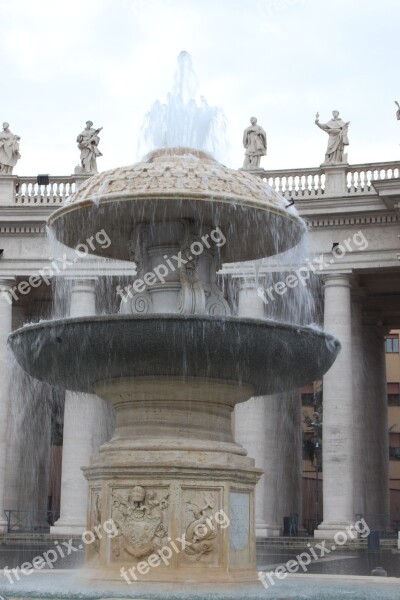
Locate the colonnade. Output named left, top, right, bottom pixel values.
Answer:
left=0, top=272, right=389, bottom=537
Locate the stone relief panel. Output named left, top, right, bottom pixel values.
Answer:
left=86, top=487, right=102, bottom=561
left=111, top=485, right=169, bottom=561
left=180, top=488, right=222, bottom=566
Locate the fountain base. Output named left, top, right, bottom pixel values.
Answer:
left=8, top=315, right=340, bottom=583
left=82, top=377, right=261, bottom=583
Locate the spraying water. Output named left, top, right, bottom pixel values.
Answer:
left=138, top=51, right=227, bottom=161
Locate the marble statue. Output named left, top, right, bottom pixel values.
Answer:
left=395, top=100, right=400, bottom=121
left=76, top=121, right=102, bottom=173
left=0, top=122, right=21, bottom=174
left=315, top=110, right=350, bottom=164
left=242, top=117, right=267, bottom=169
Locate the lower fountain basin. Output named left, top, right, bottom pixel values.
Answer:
left=8, top=314, right=340, bottom=395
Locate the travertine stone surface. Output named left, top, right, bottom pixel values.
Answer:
left=83, top=377, right=260, bottom=582
left=48, top=148, right=305, bottom=263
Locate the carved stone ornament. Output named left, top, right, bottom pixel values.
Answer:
left=67, top=155, right=284, bottom=209
left=91, top=491, right=102, bottom=554
left=111, top=485, right=169, bottom=559
left=204, top=249, right=230, bottom=316
left=120, top=292, right=153, bottom=314
left=178, top=221, right=206, bottom=315
left=184, top=491, right=219, bottom=560
left=121, top=225, right=153, bottom=314
left=128, top=225, right=149, bottom=277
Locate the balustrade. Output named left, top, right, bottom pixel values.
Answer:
left=5, top=161, right=400, bottom=204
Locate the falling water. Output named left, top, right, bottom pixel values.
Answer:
left=256, top=235, right=323, bottom=327
left=5, top=356, right=57, bottom=515
left=138, top=51, right=227, bottom=161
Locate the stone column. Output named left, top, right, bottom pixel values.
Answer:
left=0, top=279, right=16, bottom=531
left=235, top=281, right=302, bottom=537
left=362, top=322, right=389, bottom=523
left=316, top=273, right=354, bottom=538
left=4, top=303, right=26, bottom=512
left=52, top=278, right=100, bottom=534
left=351, top=289, right=367, bottom=517
left=257, top=390, right=302, bottom=536
left=235, top=281, right=269, bottom=535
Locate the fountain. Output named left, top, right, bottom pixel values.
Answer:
left=8, top=143, right=340, bottom=585
left=7, top=54, right=341, bottom=588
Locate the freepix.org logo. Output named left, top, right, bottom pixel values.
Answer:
left=258, top=518, right=370, bottom=590
left=1, top=229, right=111, bottom=304
left=116, top=226, right=226, bottom=303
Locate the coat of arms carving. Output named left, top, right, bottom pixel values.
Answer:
left=111, top=485, right=169, bottom=559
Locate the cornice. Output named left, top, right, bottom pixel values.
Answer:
left=0, top=224, right=46, bottom=235
left=305, top=212, right=399, bottom=229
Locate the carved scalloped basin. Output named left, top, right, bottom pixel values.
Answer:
left=47, top=149, right=305, bottom=263
left=8, top=314, right=340, bottom=396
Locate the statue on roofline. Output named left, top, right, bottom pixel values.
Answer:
left=76, top=120, right=102, bottom=174
left=0, top=122, right=21, bottom=174
left=315, top=110, right=350, bottom=165
left=242, top=117, right=267, bottom=169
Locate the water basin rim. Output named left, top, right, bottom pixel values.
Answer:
left=47, top=191, right=305, bottom=229
left=8, top=313, right=338, bottom=344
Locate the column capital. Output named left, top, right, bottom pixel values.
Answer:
left=0, top=278, right=16, bottom=291
left=238, top=277, right=266, bottom=291
left=0, top=278, right=16, bottom=305
left=68, top=277, right=98, bottom=288
left=322, top=272, right=354, bottom=289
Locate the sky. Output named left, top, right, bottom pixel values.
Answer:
left=0, top=0, right=399, bottom=174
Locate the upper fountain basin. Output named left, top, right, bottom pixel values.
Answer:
left=48, top=148, right=306, bottom=263
left=8, top=314, right=340, bottom=396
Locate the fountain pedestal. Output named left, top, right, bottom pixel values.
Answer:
left=83, top=377, right=261, bottom=583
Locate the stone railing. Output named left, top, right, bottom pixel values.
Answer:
left=3, top=161, right=400, bottom=205
left=261, top=167, right=325, bottom=198
left=13, top=175, right=88, bottom=205
left=346, top=162, right=400, bottom=194
left=257, top=161, right=400, bottom=198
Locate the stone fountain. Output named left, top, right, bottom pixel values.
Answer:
left=8, top=146, right=340, bottom=585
